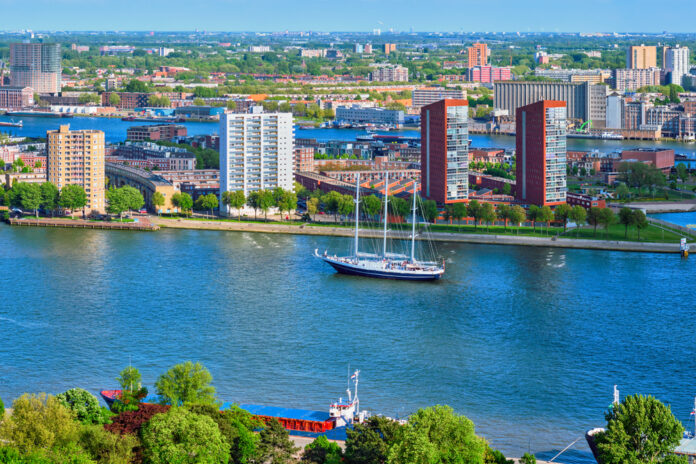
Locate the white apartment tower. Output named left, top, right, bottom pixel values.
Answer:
left=219, top=112, right=294, bottom=212
left=664, top=45, right=690, bottom=87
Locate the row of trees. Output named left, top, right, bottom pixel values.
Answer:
left=221, top=187, right=298, bottom=221
left=0, top=361, right=519, bottom=464
left=1, top=182, right=88, bottom=218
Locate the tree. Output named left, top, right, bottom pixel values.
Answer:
left=389, top=196, right=410, bottom=222
left=619, top=207, right=636, bottom=238
left=124, top=79, right=149, bottom=93
left=278, top=189, right=298, bottom=221
left=345, top=416, right=404, bottom=464
left=106, top=186, right=144, bottom=219
left=226, top=100, right=237, bottom=110
left=599, top=208, right=616, bottom=238
left=480, top=202, right=497, bottom=232
left=676, top=164, right=688, bottom=184
left=569, top=206, right=587, bottom=237
left=155, top=361, right=217, bottom=406
left=323, top=191, right=342, bottom=222
left=302, top=435, right=342, bottom=464
left=195, top=193, right=219, bottom=218
left=508, top=205, right=526, bottom=235
left=502, top=183, right=512, bottom=196
left=187, top=404, right=261, bottom=464
left=467, top=200, right=483, bottom=229
left=193, top=97, right=205, bottom=106
left=538, top=205, right=555, bottom=235
left=0, top=393, right=80, bottom=455
left=527, top=205, right=540, bottom=232
left=307, top=197, right=320, bottom=221
left=17, top=183, right=42, bottom=217
left=497, top=204, right=511, bottom=231
left=362, top=194, right=381, bottom=220
left=178, top=192, right=193, bottom=216
left=389, top=405, right=486, bottom=464
left=553, top=204, right=571, bottom=233
left=338, top=194, right=355, bottom=222
left=595, top=394, right=685, bottom=464
left=108, top=93, right=121, bottom=106
left=247, top=191, right=260, bottom=220
left=419, top=199, right=439, bottom=223
left=0, top=395, right=4, bottom=419
left=79, top=424, right=139, bottom=464
left=258, top=189, right=275, bottom=221
left=521, top=452, right=537, bottom=464
left=634, top=210, right=649, bottom=240
left=152, top=191, right=165, bottom=215
left=452, top=203, right=468, bottom=230
left=485, top=446, right=513, bottom=464
left=117, top=365, right=142, bottom=392
left=55, top=388, right=112, bottom=425
left=141, top=408, right=230, bottom=464
left=59, top=184, right=87, bottom=218
left=255, top=419, right=300, bottom=464
left=587, top=207, right=603, bottom=236
left=40, top=182, right=59, bottom=217
left=616, top=182, right=630, bottom=200
left=222, top=190, right=246, bottom=220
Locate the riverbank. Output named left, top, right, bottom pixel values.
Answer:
left=151, top=217, right=685, bottom=253
left=8, top=217, right=159, bottom=231
left=610, top=200, right=696, bottom=213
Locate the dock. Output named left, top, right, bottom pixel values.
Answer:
left=8, top=217, right=159, bottom=231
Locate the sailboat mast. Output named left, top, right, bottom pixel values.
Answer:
left=382, top=171, right=389, bottom=258
left=355, top=173, right=360, bottom=258
left=411, top=181, right=417, bottom=263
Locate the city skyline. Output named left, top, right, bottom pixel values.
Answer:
left=1, top=0, right=696, bottom=33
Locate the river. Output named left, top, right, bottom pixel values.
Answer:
left=3, top=114, right=696, bottom=160
left=1, top=225, right=695, bottom=463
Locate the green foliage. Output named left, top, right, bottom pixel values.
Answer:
left=345, top=416, right=404, bottom=464
left=148, top=95, right=171, bottom=107
left=617, top=162, right=666, bottom=192
left=78, top=425, right=138, bottom=464
left=116, top=365, right=142, bottom=393
left=151, top=191, right=165, bottom=212
left=124, top=79, right=150, bottom=93
left=106, top=186, right=144, bottom=218
left=388, top=405, right=486, bottom=464
left=171, top=192, right=194, bottom=216
left=595, top=394, right=685, bottom=464
left=0, top=393, right=80, bottom=455
left=39, top=182, right=59, bottom=216
left=55, top=389, right=112, bottom=425
left=419, top=199, right=439, bottom=223
left=222, top=190, right=246, bottom=218
left=484, top=446, right=513, bottom=464
left=520, top=452, right=537, bottom=464
left=554, top=204, right=572, bottom=232
left=108, top=93, right=120, bottom=106
left=141, top=408, right=230, bottom=464
left=467, top=200, right=483, bottom=228
left=0, top=395, right=4, bottom=418
left=155, top=361, right=217, bottom=406
left=59, top=185, right=87, bottom=216
left=302, top=435, right=343, bottom=464
left=194, top=193, right=219, bottom=215
left=388, top=196, right=410, bottom=221
left=255, top=419, right=299, bottom=464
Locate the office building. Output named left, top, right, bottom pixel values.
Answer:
left=606, top=93, right=623, bottom=129
left=515, top=100, right=567, bottom=206
left=383, top=43, right=396, bottom=55
left=364, top=44, right=373, bottom=54
left=534, top=69, right=610, bottom=84
left=626, top=45, right=657, bottom=69
left=0, top=86, right=34, bottom=109
left=613, top=68, right=661, bottom=91
left=467, top=66, right=512, bottom=83
left=494, top=81, right=603, bottom=123
left=412, top=88, right=466, bottom=108
left=335, top=106, right=404, bottom=125
left=47, top=125, right=106, bottom=214
left=10, top=43, right=61, bottom=93
left=664, top=45, right=690, bottom=86
left=354, top=44, right=364, bottom=54
left=467, top=43, right=488, bottom=67
left=248, top=45, right=271, bottom=53
left=369, top=65, right=408, bottom=82
left=219, top=112, right=294, bottom=210
left=420, top=99, right=469, bottom=204
left=126, top=124, right=187, bottom=142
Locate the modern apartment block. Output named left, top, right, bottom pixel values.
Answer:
left=219, top=112, right=294, bottom=209
left=613, top=68, right=661, bottom=91
left=47, top=125, right=106, bottom=214
left=10, top=43, right=61, bottom=94
left=467, top=43, right=488, bottom=67
left=515, top=101, right=567, bottom=207
left=383, top=43, right=396, bottom=55
left=467, top=66, right=512, bottom=83
left=335, top=106, right=405, bottom=125
left=369, top=65, right=408, bottom=82
left=420, top=99, right=469, bottom=204
left=664, top=45, right=690, bottom=86
left=411, top=88, right=466, bottom=108
left=626, top=45, right=657, bottom=69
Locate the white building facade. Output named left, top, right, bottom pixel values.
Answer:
left=219, top=112, right=294, bottom=214
left=664, top=46, right=690, bottom=87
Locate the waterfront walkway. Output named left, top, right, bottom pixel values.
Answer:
left=8, top=217, right=159, bottom=231
left=151, top=217, right=684, bottom=253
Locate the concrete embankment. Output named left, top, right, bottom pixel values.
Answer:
left=610, top=201, right=696, bottom=213
left=8, top=217, right=159, bottom=231
left=152, top=218, right=682, bottom=254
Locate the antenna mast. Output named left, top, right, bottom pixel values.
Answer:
left=354, top=174, right=360, bottom=258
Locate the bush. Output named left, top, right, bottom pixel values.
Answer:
left=109, top=387, right=148, bottom=414
left=0, top=393, right=80, bottom=455
left=484, top=446, right=513, bottom=464
left=141, top=408, right=230, bottom=464
left=521, top=452, right=537, bottom=464
left=0, top=395, right=4, bottom=418
left=186, top=404, right=260, bottom=464
left=302, top=435, right=343, bottom=464
left=56, top=389, right=113, bottom=425
left=104, top=403, right=169, bottom=436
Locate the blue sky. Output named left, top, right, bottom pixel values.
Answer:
left=1, top=0, right=695, bottom=32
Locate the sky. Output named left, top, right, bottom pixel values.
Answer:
left=0, top=0, right=696, bottom=33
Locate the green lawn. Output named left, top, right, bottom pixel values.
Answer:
left=559, top=223, right=690, bottom=243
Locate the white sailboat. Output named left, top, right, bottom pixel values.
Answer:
left=315, top=173, right=445, bottom=281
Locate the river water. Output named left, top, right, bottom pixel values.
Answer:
left=1, top=225, right=695, bottom=463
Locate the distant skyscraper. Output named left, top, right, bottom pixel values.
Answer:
left=47, top=125, right=106, bottom=214
left=515, top=100, right=567, bottom=206
left=420, top=99, right=469, bottom=204
left=219, top=112, right=294, bottom=212
left=664, top=45, right=690, bottom=86
left=10, top=43, right=61, bottom=93
left=467, top=43, right=488, bottom=68
left=354, top=43, right=364, bottom=54
left=626, top=45, right=657, bottom=69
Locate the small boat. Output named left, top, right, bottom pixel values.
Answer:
left=0, top=119, right=22, bottom=127
left=600, top=132, right=624, bottom=140
left=315, top=173, right=445, bottom=281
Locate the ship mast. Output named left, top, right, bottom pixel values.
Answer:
left=382, top=171, right=389, bottom=258
left=411, top=181, right=417, bottom=263
left=354, top=173, right=360, bottom=258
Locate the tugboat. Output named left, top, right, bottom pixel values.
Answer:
left=315, top=173, right=445, bottom=281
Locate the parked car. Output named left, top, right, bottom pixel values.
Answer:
left=138, top=209, right=147, bottom=214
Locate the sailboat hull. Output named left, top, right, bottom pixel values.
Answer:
left=320, top=256, right=443, bottom=281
